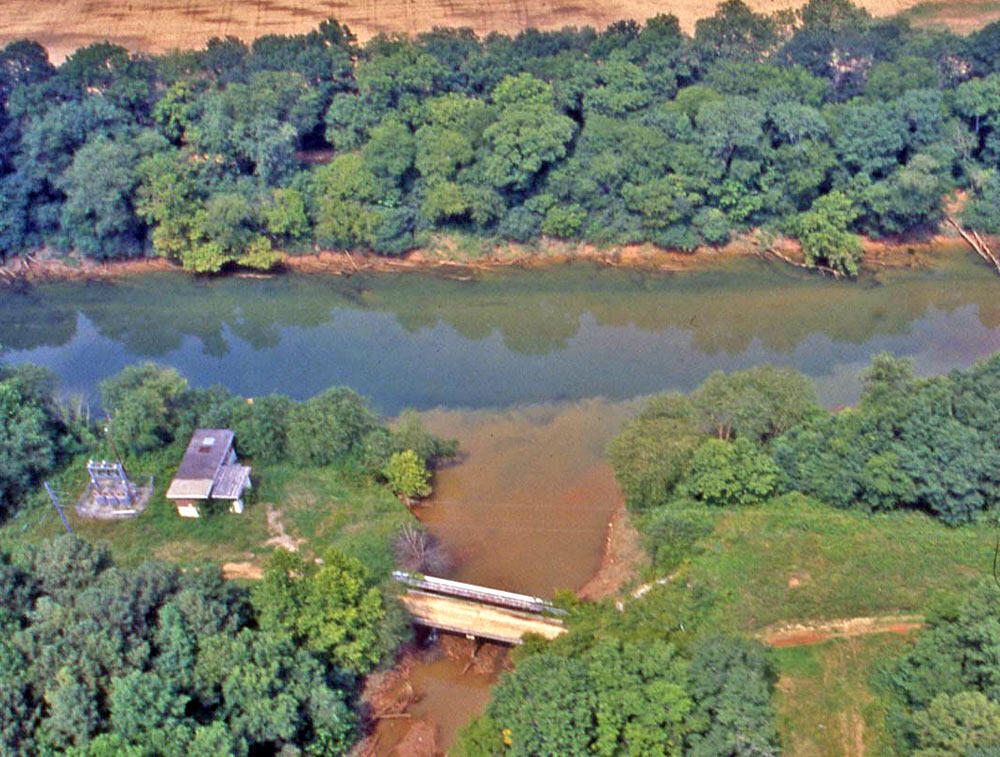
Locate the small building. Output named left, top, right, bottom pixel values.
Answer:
left=165, top=429, right=251, bottom=518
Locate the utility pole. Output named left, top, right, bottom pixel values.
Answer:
left=43, top=482, right=72, bottom=535
left=103, top=416, right=128, bottom=478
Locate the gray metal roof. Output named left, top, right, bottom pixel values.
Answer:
left=173, top=429, right=234, bottom=482
left=212, top=464, right=251, bottom=499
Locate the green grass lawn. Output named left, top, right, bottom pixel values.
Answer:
left=773, top=635, right=911, bottom=757
left=674, top=496, right=995, bottom=633
left=1, top=447, right=413, bottom=576
left=651, top=495, right=997, bottom=757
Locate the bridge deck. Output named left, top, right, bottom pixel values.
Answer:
left=400, top=590, right=566, bottom=645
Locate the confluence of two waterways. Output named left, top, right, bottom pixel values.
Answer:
left=6, top=251, right=1000, bottom=750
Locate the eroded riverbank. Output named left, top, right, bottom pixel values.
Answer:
left=0, top=232, right=972, bottom=287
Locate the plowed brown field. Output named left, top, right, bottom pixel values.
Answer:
left=0, top=0, right=993, bottom=63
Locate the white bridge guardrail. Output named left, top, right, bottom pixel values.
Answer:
left=392, top=571, right=567, bottom=615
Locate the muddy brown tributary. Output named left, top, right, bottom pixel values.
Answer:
left=372, top=398, right=636, bottom=755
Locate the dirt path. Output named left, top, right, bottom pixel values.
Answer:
left=759, top=614, right=925, bottom=647
left=221, top=560, right=263, bottom=580
left=220, top=502, right=300, bottom=580
left=263, top=502, right=303, bottom=551
left=0, top=0, right=992, bottom=63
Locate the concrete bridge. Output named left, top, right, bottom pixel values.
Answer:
left=392, top=571, right=567, bottom=645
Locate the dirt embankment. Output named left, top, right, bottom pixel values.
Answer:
left=0, top=232, right=971, bottom=287
left=576, top=501, right=644, bottom=601
left=1, top=0, right=994, bottom=64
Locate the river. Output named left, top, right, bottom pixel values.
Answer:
left=5, top=250, right=1000, bottom=752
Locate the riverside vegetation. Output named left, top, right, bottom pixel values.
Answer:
left=7, top=352, right=1000, bottom=752
left=6, top=0, right=1000, bottom=275
left=0, top=361, right=460, bottom=754
left=492, top=350, right=1000, bottom=755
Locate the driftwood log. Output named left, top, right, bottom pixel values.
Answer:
left=946, top=216, right=1000, bottom=276
left=758, top=248, right=843, bottom=278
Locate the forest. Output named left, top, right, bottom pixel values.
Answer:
left=4, top=0, right=1000, bottom=274
left=608, top=352, right=1000, bottom=533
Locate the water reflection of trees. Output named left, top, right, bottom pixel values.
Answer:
left=4, top=258, right=1000, bottom=360
left=376, top=260, right=1000, bottom=356
left=1, top=274, right=365, bottom=355
left=0, top=287, right=77, bottom=351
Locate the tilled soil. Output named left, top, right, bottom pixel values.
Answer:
left=0, top=0, right=978, bottom=63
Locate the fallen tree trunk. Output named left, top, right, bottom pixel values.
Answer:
left=946, top=216, right=1000, bottom=275
left=758, top=248, right=842, bottom=278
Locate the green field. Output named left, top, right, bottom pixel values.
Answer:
left=774, top=635, right=912, bottom=757
left=665, top=496, right=995, bottom=633
left=648, top=497, right=997, bottom=756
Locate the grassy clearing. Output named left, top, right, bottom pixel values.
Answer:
left=673, top=496, right=995, bottom=633
left=642, top=496, right=996, bottom=757
left=1, top=446, right=412, bottom=575
left=773, top=635, right=911, bottom=757
left=253, top=464, right=412, bottom=576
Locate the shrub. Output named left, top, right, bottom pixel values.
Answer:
left=681, top=437, right=782, bottom=507
left=638, top=503, right=714, bottom=572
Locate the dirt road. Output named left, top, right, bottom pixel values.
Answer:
left=760, top=614, right=925, bottom=647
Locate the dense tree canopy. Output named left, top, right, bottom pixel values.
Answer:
left=773, top=352, right=1000, bottom=524
left=889, top=581, right=1000, bottom=755
left=610, top=352, right=1000, bottom=528
left=0, top=364, right=83, bottom=517
left=250, top=548, right=396, bottom=675
left=0, top=537, right=358, bottom=756
left=456, top=634, right=779, bottom=757
left=1, top=0, right=999, bottom=273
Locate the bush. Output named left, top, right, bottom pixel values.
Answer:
left=394, top=523, right=451, bottom=574
left=692, top=365, right=818, bottom=444
left=286, top=386, right=379, bottom=467
left=890, top=580, right=1000, bottom=753
left=606, top=413, right=703, bottom=512
left=382, top=449, right=432, bottom=503
left=638, top=503, right=714, bottom=572
left=680, top=437, right=782, bottom=507
left=99, top=362, right=188, bottom=455
left=498, top=206, right=542, bottom=242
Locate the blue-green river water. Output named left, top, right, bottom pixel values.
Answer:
left=4, top=253, right=1000, bottom=410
